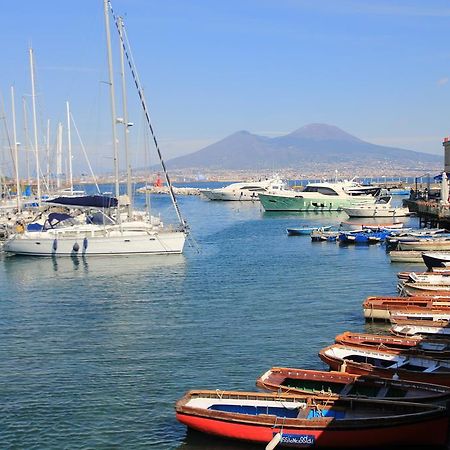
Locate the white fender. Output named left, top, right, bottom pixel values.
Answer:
left=266, top=432, right=282, bottom=450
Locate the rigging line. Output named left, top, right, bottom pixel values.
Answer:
left=69, top=112, right=101, bottom=194
left=107, top=1, right=187, bottom=231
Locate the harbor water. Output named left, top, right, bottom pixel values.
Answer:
left=0, top=190, right=431, bottom=449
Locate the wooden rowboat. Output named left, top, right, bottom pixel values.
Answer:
left=176, top=389, right=449, bottom=448
left=363, top=296, right=450, bottom=321
left=389, top=250, right=424, bottom=263
left=319, top=343, right=450, bottom=386
left=335, top=330, right=450, bottom=359
left=256, top=366, right=450, bottom=401
left=390, top=318, right=450, bottom=338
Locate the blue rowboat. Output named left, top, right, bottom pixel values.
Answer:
left=287, top=226, right=331, bottom=236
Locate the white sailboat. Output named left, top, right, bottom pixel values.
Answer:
left=4, top=0, right=187, bottom=256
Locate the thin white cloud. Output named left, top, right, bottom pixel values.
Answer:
left=437, top=77, right=449, bottom=86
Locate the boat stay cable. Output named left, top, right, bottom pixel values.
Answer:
left=107, top=1, right=188, bottom=232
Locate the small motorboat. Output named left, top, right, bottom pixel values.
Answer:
left=423, top=252, right=450, bottom=269
left=175, top=389, right=449, bottom=448
left=340, top=221, right=405, bottom=231
left=311, top=230, right=340, bottom=242
left=287, top=225, right=331, bottom=236
left=338, top=230, right=388, bottom=244
left=363, top=295, right=450, bottom=321
left=335, top=330, right=450, bottom=359
left=256, top=366, right=450, bottom=400
left=319, top=343, right=450, bottom=386
left=342, top=195, right=411, bottom=218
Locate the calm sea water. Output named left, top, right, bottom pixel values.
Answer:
left=0, top=190, right=430, bottom=449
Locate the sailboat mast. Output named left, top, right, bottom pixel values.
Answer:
left=29, top=47, right=41, bottom=206
left=66, top=101, right=73, bottom=194
left=118, top=16, right=133, bottom=219
left=103, top=0, right=120, bottom=200
left=46, top=119, right=50, bottom=190
left=56, top=122, right=62, bottom=190
left=10, top=86, right=21, bottom=212
left=22, top=97, right=31, bottom=185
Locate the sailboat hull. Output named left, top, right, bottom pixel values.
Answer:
left=4, top=229, right=186, bottom=256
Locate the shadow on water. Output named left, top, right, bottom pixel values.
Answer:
left=175, top=429, right=445, bottom=450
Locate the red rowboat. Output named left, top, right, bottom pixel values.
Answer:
left=175, top=389, right=449, bottom=448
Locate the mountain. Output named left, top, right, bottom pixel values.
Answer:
left=165, top=123, right=442, bottom=170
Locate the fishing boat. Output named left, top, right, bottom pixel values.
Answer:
left=200, top=175, right=285, bottom=201
left=363, top=295, right=450, bottom=321
left=175, top=389, right=449, bottom=448
left=341, top=195, right=410, bottom=218
left=319, top=343, right=450, bottom=386
left=286, top=225, right=331, bottom=236
left=335, top=331, right=450, bottom=359
left=423, top=252, right=450, bottom=269
left=3, top=2, right=188, bottom=257
left=390, top=318, right=450, bottom=338
left=256, top=366, right=450, bottom=400
left=389, top=250, right=425, bottom=263
left=258, top=180, right=377, bottom=212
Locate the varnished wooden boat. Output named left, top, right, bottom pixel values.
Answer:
left=398, top=281, right=450, bottom=296
left=363, top=295, right=450, bottom=321
left=176, top=389, right=449, bottom=448
left=319, top=343, right=450, bottom=386
left=398, top=284, right=450, bottom=297
left=390, top=318, right=450, bottom=338
left=335, top=330, right=450, bottom=359
left=397, top=271, right=450, bottom=281
left=389, top=250, right=425, bottom=263
left=256, top=366, right=450, bottom=401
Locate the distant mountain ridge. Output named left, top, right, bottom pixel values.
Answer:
left=165, top=123, right=441, bottom=170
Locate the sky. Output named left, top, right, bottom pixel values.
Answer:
left=1, top=0, right=450, bottom=176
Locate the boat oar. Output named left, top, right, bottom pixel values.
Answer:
left=266, top=432, right=282, bottom=450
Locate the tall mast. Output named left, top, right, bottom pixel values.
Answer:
left=46, top=119, right=50, bottom=189
left=66, top=101, right=73, bottom=194
left=103, top=0, right=120, bottom=200
left=29, top=47, right=41, bottom=206
left=118, top=16, right=133, bottom=218
left=10, top=86, right=21, bottom=212
left=22, top=97, right=31, bottom=185
left=56, top=122, right=62, bottom=190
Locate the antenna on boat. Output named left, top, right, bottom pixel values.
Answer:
left=107, top=1, right=188, bottom=231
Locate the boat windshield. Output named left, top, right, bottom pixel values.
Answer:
left=303, top=186, right=339, bottom=196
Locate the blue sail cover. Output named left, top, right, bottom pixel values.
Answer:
left=44, top=195, right=118, bottom=208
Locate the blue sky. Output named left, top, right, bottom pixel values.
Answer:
left=1, top=0, right=450, bottom=175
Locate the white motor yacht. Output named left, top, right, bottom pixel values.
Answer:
left=200, top=175, right=285, bottom=201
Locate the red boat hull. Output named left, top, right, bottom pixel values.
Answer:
left=177, top=412, right=449, bottom=448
